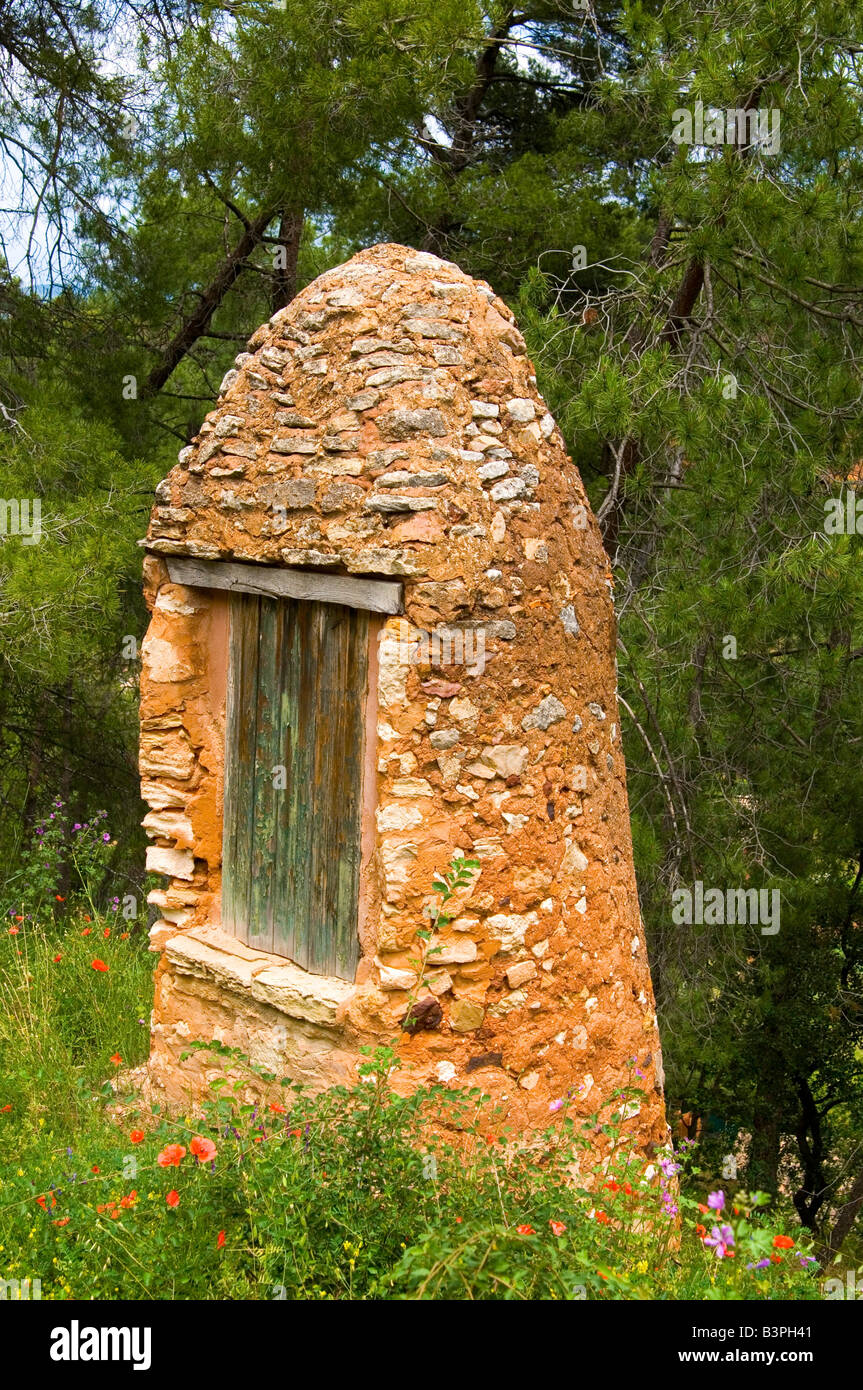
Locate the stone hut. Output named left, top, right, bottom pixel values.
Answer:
left=139, top=242, right=669, bottom=1158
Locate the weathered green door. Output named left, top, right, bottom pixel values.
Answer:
left=222, top=593, right=369, bottom=981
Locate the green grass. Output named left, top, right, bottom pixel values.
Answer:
left=0, top=909, right=824, bottom=1301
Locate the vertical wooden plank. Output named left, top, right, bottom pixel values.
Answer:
left=333, top=607, right=367, bottom=980
left=222, top=595, right=260, bottom=943
left=247, top=596, right=279, bottom=953
left=272, top=598, right=299, bottom=962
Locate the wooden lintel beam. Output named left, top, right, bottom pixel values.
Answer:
left=164, top=555, right=404, bottom=616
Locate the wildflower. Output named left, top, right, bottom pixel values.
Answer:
left=773, top=1234, right=794, bottom=1249
left=604, top=1180, right=620, bottom=1192
left=120, top=1191, right=137, bottom=1209
left=595, top=1210, right=610, bottom=1225
left=83, top=916, right=91, bottom=923
left=0, top=1104, right=11, bottom=1113
left=53, top=1217, right=71, bottom=1227
left=81, top=928, right=92, bottom=937
left=696, top=1224, right=707, bottom=1238
left=165, top=1190, right=180, bottom=1208
left=55, top=895, right=65, bottom=902
left=110, top=1053, right=122, bottom=1067
left=548, top=1098, right=564, bottom=1113
left=157, top=1145, right=186, bottom=1168
left=53, top=955, right=62, bottom=963
left=103, top=928, right=110, bottom=938
left=130, top=1130, right=144, bottom=1145
left=516, top=1224, right=536, bottom=1235
left=549, top=1220, right=566, bottom=1237
left=8, top=926, right=19, bottom=936
left=103, top=832, right=110, bottom=843
left=120, top=932, right=129, bottom=939
left=91, top=1166, right=100, bottom=1174
left=747, top=1258, right=771, bottom=1270
left=190, top=1136, right=217, bottom=1162
left=454, top=1217, right=462, bottom=1224
left=91, top=959, right=108, bottom=972
left=36, top=1194, right=56, bottom=1210
left=660, top=1156, right=681, bottom=1179
left=217, top=1230, right=226, bottom=1249
left=269, top=1102, right=287, bottom=1115
left=707, top=1190, right=725, bottom=1211
left=703, top=1224, right=735, bottom=1259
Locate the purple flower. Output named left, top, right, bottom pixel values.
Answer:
left=549, top=1098, right=564, bottom=1113
left=73, top=823, right=81, bottom=831
left=704, top=1224, right=734, bottom=1259
left=747, top=1258, right=771, bottom=1270
left=707, top=1190, right=725, bottom=1211
left=102, top=832, right=110, bottom=842
left=660, top=1156, right=681, bottom=1178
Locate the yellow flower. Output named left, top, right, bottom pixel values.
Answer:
left=635, top=1259, right=648, bottom=1274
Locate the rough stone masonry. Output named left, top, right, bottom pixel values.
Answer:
left=139, top=241, right=670, bottom=1167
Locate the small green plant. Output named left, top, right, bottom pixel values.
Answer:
left=401, top=854, right=480, bottom=1032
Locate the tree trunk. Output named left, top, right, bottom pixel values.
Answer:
left=270, top=209, right=304, bottom=314
left=143, top=204, right=275, bottom=397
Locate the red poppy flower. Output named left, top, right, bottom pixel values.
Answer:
left=91, top=959, right=108, bottom=971
left=290, top=1128, right=302, bottom=1138
left=103, top=928, right=110, bottom=938
left=549, top=1219, right=567, bottom=1237
left=53, top=954, right=62, bottom=962
left=217, top=1230, right=226, bottom=1249
left=166, top=1189, right=180, bottom=1208
left=14, top=914, right=23, bottom=921
left=604, top=1180, right=620, bottom=1192
left=8, top=926, right=19, bottom=936
left=624, top=1182, right=632, bottom=1195
left=0, top=1104, right=11, bottom=1113
left=55, top=895, right=65, bottom=902
left=91, top=1165, right=100, bottom=1174
left=269, top=1102, right=287, bottom=1114
left=190, top=1136, right=217, bottom=1162
left=595, top=1210, right=610, bottom=1225
left=157, top=1144, right=186, bottom=1168
left=696, top=1223, right=707, bottom=1238
left=53, top=1217, right=71, bottom=1227
left=83, top=916, right=91, bottom=923
left=454, top=1217, right=463, bottom=1224
left=120, top=1191, right=137, bottom=1209
left=36, top=1194, right=55, bottom=1210
left=771, top=1253, right=782, bottom=1263
left=773, top=1234, right=794, bottom=1249
left=130, top=1130, right=144, bottom=1144
left=120, top=932, right=130, bottom=940
left=81, top=928, right=91, bottom=937
left=516, top=1224, right=536, bottom=1235
left=110, top=1053, right=122, bottom=1066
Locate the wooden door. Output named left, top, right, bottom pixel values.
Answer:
left=221, top=593, right=369, bottom=981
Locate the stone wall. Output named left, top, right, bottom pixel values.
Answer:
left=139, top=242, right=670, bottom=1163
